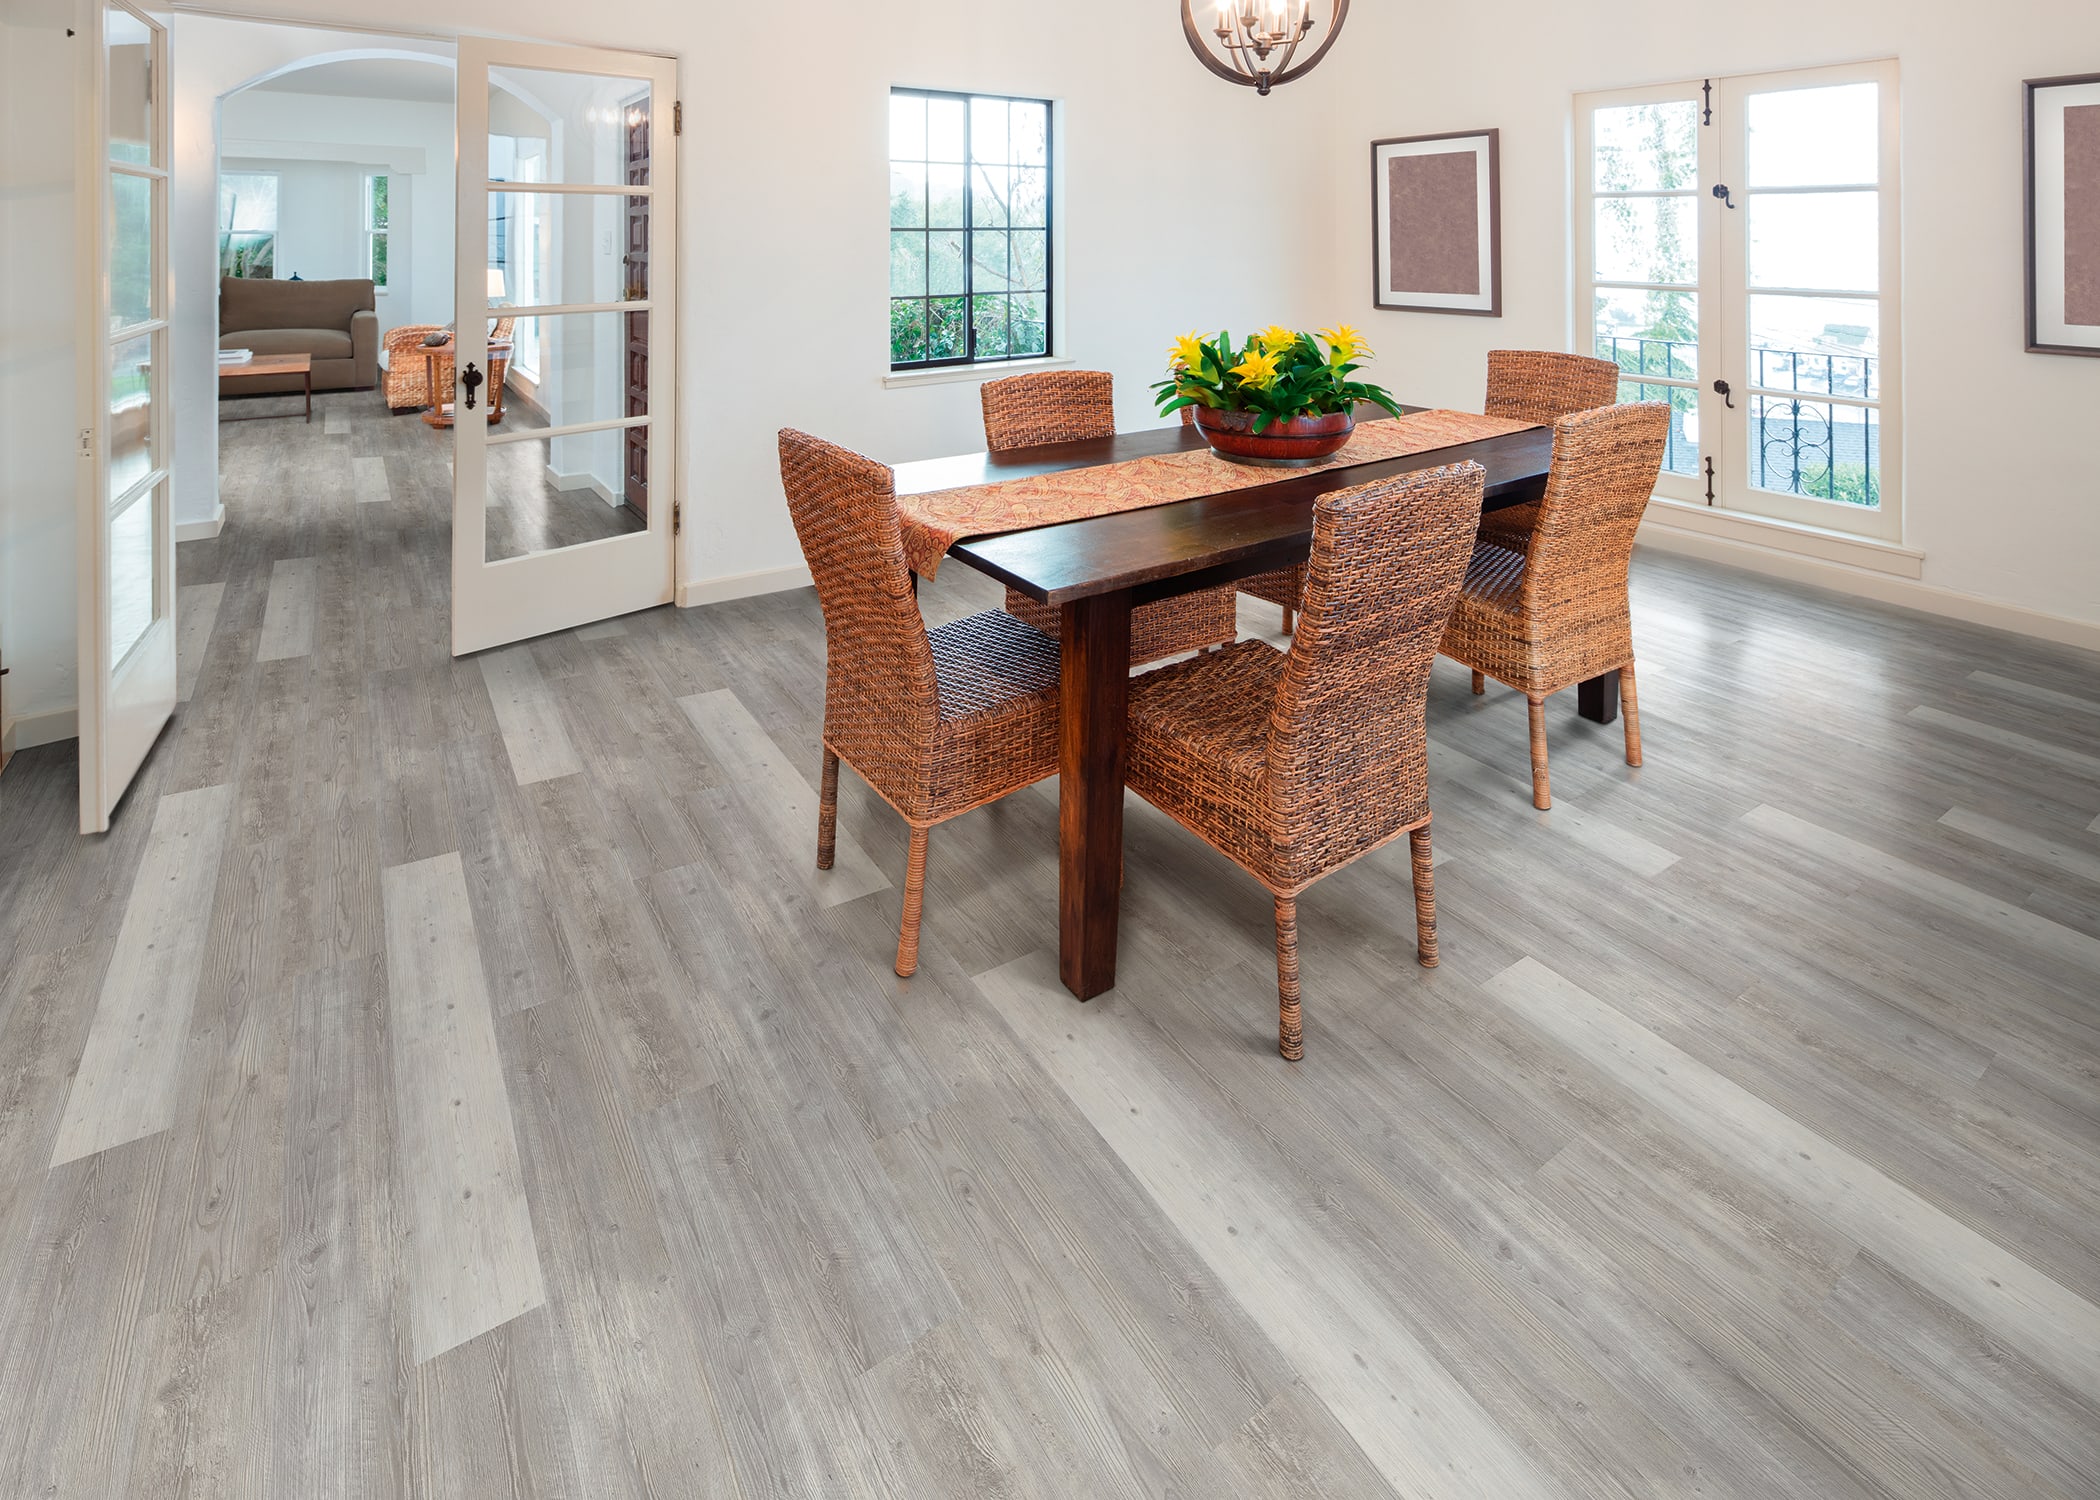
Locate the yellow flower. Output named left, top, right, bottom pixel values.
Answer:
left=1319, top=324, right=1373, bottom=363
left=1230, top=348, right=1283, bottom=390
left=1257, top=324, right=1301, bottom=356
left=1169, top=332, right=1209, bottom=371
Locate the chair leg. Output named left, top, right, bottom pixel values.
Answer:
left=1470, top=670, right=1485, bottom=696
left=1620, top=663, right=1643, bottom=768
left=1527, top=695, right=1551, bottom=810
left=816, top=749, right=840, bottom=870
left=1280, top=605, right=1296, bottom=635
left=895, top=827, right=930, bottom=977
left=1409, top=826, right=1438, bottom=968
left=1274, top=895, right=1304, bottom=1061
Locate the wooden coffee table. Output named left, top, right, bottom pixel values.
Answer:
left=218, top=352, right=313, bottom=422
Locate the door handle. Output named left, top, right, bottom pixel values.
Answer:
left=1712, top=183, right=1736, bottom=209
left=1713, top=379, right=1735, bottom=409
left=460, top=362, right=484, bottom=411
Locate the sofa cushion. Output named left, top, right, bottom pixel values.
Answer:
left=219, top=275, right=374, bottom=335
left=223, top=327, right=354, bottom=360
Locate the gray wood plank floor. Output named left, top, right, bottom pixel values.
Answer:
left=0, top=386, right=2096, bottom=1497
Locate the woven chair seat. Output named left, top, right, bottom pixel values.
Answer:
left=1460, top=540, right=1529, bottom=613
left=1128, top=639, right=1287, bottom=873
left=1476, top=501, right=1539, bottom=551
left=930, top=610, right=1061, bottom=725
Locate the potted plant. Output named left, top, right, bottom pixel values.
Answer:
left=1154, top=325, right=1403, bottom=465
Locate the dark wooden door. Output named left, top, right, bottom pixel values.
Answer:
left=623, top=98, right=651, bottom=523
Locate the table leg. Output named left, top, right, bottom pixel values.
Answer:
left=304, top=369, right=312, bottom=424
left=1578, top=672, right=1619, bottom=724
left=1058, top=590, right=1132, bottom=1000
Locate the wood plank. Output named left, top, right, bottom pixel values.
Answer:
left=1938, top=804, right=2100, bottom=886
left=353, top=455, right=391, bottom=504
left=257, top=557, right=319, bottom=663
left=1908, top=705, right=2100, bottom=778
left=675, top=687, right=889, bottom=906
left=1485, top=954, right=2100, bottom=1399
left=477, top=644, right=582, bottom=786
left=1428, top=736, right=1679, bottom=877
left=380, top=850, right=546, bottom=1364
left=980, top=947, right=1560, bottom=1500
left=50, top=783, right=236, bottom=1166
left=175, top=580, right=226, bottom=702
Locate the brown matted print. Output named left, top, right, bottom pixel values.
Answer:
left=2025, top=74, right=2100, bottom=356
left=1372, top=129, right=1500, bottom=316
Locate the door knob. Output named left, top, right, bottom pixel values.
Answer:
left=1713, top=378, right=1735, bottom=409
left=460, top=362, right=484, bottom=411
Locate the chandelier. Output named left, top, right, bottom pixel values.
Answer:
left=1182, top=1, right=1351, bottom=96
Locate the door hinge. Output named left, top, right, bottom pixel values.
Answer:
left=1703, top=456, right=1717, bottom=505
left=673, top=101, right=682, bottom=136
left=672, top=502, right=681, bottom=535
left=78, top=428, right=93, bottom=459
left=1701, top=78, right=1713, bottom=125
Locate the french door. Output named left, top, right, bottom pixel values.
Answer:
left=450, top=38, right=678, bottom=656
left=77, top=0, right=175, bottom=833
left=1577, top=60, right=1901, bottom=541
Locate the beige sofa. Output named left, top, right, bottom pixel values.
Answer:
left=218, top=277, right=378, bottom=393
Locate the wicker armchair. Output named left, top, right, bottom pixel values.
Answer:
left=1124, top=461, right=1485, bottom=1059
left=982, top=371, right=1238, bottom=665
left=382, top=316, right=518, bottom=413
left=1441, top=402, right=1669, bottom=810
left=1474, top=349, right=1623, bottom=551
left=778, top=428, right=1063, bottom=976
left=383, top=325, right=445, bottom=410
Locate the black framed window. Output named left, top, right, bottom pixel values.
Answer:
left=889, top=88, right=1052, bottom=370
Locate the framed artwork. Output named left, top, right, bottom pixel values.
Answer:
left=2026, top=73, right=2100, bottom=356
left=1371, top=129, right=1500, bottom=316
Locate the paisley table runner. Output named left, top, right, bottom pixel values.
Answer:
left=896, top=408, right=1539, bottom=579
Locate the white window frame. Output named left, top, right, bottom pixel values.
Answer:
left=1576, top=60, right=1902, bottom=543
left=363, top=171, right=389, bottom=293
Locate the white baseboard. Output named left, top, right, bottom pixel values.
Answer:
left=175, top=505, right=226, bottom=543
left=3, top=705, right=79, bottom=752
left=677, top=564, right=814, bottom=609
left=1637, top=523, right=2100, bottom=654
left=544, top=467, right=621, bottom=507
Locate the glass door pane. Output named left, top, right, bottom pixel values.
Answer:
left=452, top=38, right=676, bottom=656
left=1586, top=95, right=1708, bottom=485
left=1736, top=78, right=1885, bottom=518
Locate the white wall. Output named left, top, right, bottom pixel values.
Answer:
left=169, top=22, right=454, bottom=533
left=166, top=2, right=1332, bottom=586
left=1309, top=0, right=2100, bottom=635
left=218, top=83, right=454, bottom=336
left=0, top=0, right=80, bottom=749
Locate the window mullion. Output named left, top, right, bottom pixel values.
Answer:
left=961, top=102, right=975, bottom=365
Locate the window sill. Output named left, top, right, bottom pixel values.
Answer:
left=881, top=355, right=1073, bottom=391
left=1641, top=495, right=1922, bottom=578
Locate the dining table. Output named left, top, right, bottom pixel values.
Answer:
left=891, top=407, right=1604, bottom=1001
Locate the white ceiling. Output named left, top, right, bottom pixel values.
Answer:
left=251, top=57, right=455, bottom=105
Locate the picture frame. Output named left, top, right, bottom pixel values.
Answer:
left=2025, top=73, right=2100, bottom=357
left=1371, top=129, right=1500, bottom=317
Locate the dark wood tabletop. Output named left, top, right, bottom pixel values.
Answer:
left=895, top=415, right=1556, bottom=607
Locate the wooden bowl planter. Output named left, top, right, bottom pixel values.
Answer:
left=1194, top=406, right=1355, bottom=466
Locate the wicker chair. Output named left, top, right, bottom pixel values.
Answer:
left=1441, top=402, right=1670, bottom=810
left=982, top=371, right=1238, bottom=665
left=1474, top=349, right=1623, bottom=551
left=1124, top=461, right=1485, bottom=1059
left=778, top=428, right=1063, bottom=977
left=382, top=316, right=518, bottom=413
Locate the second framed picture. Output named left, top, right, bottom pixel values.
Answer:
left=1372, top=129, right=1501, bottom=316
